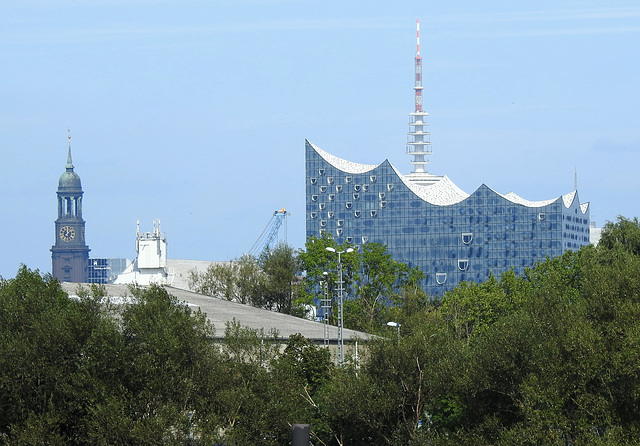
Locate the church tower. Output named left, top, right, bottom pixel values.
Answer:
left=51, top=133, right=90, bottom=282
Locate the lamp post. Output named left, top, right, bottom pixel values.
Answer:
left=386, top=321, right=401, bottom=344
left=326, top=246, right=353, bottom=366
left=321, top=271, right=330, bottom=348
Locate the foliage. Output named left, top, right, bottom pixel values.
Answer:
left=4, top=215, right=640, bottom=444
left=188, top=254, right=264, bottom=304
left=598, top=215, right=640, bottom=256
left=298, top=235, right=424, bottom=333
left=189, top=244, right=306, bottom=316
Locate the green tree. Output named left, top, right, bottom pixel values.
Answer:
left=598, top=215, right=640, bottom=256
left=188, top=254, right=264, bottom=304
left=258, top=243, right=303, bottom=315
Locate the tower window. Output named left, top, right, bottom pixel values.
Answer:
left=458, top=259, right=469, bottom=271
left=328, top=211, right=334, bottom=219
left=311, top=195, right=318, bottom=202
left=320, top=220, right=327, bottom=227
left=346, top=237, right=353, bottom=243
left=319, top=203, right=326, bottom=210
left=346, top=202, right=353, bottom=209
left=370, top=210, right=377, bottom=218
left=436, top=273, right=447, bottom=285
left=354, top=185, right=361, bottom=192
left=363, top=185, right=369, bottom=192
left=387, top=184, right=394, bottom=191
left=310, top=212, right=317, bottom=219
left=327, top=176, right=334, bottom=184
left=320, top=186, right=327, bottom=193
left=337, top=219, right=344, bottom=227
left=353, top=193, right=359, bottom=200
left=336, top=185, right=342, bottom=192
left=362, top=236, right=368, bottom=244
left=370, top=175, right=377, bottom=183
left=462, top=232, right=473, bottom=244
left=354, top=210, right=361, bottom=218
left=379, top=192, right=385, bottom=200
left=336, top=228, right=343, bottom=236
left=319, top=168, right=325, bottom=176
left=310, top=178, right=317, bottom=185
left=345, top=176, right=352, bottom=183
left=538, top=213, right=546, bottom=221
left=329, top=194, right=335, bottom=201
left=380, top=201, right=387, bottom=209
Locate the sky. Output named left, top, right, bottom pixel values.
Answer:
left=2, top=0, right=639, bottom=279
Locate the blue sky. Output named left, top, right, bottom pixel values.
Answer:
left=2, top=0, right=639, bottom=279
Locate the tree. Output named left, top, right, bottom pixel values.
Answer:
left=188, top=254, right=264, bottom=304
left=598, top=216, right=640, bottom=256
left=258, top=243, right=304, bottom=315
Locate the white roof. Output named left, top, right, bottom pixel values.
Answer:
left=310, top=141, right=588, bottom=211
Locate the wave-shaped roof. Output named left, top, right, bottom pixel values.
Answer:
left=308, top=140, right=588, bottom=212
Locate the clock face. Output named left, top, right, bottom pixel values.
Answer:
left=59, top=226, right=76, bottom=242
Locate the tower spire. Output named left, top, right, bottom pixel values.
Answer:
left=414, top=19, right=422, bottom=112
left=66, top=129, right=74, bottom=171
left=406, top=20, right=438, bottom=185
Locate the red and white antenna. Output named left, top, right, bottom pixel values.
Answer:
left=406, top=19, right=434, bottom=181
left=414, top=19, right=423, bottom=112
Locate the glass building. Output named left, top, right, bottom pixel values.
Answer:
left=305, top=140, right=590, bottom=296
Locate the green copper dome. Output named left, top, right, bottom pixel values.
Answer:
left=58, top=143, right=82, bottom=191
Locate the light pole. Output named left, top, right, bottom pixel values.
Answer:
left=386, top=321, right=401, bottom=344
left=326, top=246, right=353, bottom=366
left=321, top=271, right=330, bottom=348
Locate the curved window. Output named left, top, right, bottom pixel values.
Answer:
left=318, top=168, right=325, bottom=176
left=462, top=232, right=473, bottom=244
left=380, top=201, right=387, bottom=209
left=362, top=235, right=368, bottom=243
left=387, top=184, right=394, bottom=191
left=310, top=212, right=317, bottom=219
left=354, top=185, right=361, bottom=192
left=538, top=213, right=546, bottom=221
left=320, top=220, right=327, bottom=227
left=436, top=273, right=447, bottom=285
left=363, top=185, right=369, bottom=192
left=346, top=237, right=353, bottom=243
left=336, top=228, right=343, bottom=236
left=337, top=219, right=344, bottom=227
left=328, top=211, right=334, bottom=219
left=327, top=176, right=334, bottom=184
left=310, top=178, right=317, bottom=185
left=319, top=203, right=326, bottom=210
left=354, top=210, right=361, bottom=218
left=329, top=194, right=335, bottom=201
left=353, top=193, right=359, bottom=200
left=311, top=195, right=318, bottom=202
left=320, top=186, right=327, bottom=193
left=319, top=229, right=326, bottom=236
left=370, top=210, right=377, bottom=218
left=336, top=185, right=342, bottom=192
left=346, top=202, right=353, bottom=209
left=345, top=176, right=352, bottom=183
left=370, top=175, right=377, bottom=183
left=458, top=259, right=469, bottom=271
left=379, top=192, right=385, bottom=200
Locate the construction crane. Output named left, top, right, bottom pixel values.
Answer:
left=248, top=207, right=289, bottom=256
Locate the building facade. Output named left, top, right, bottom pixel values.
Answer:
left=305, top=140, right=590, bottom=296
left=305, top=21, right=590, bottom=296
left=51, top=137, right=90, bottom=282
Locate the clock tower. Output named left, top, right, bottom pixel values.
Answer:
left=51, top=133, right=90, bottom=282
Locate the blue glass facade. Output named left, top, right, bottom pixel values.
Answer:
left=305, top=140, right=591, bottom=296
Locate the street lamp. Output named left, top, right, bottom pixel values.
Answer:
left=386, top=321, right=401, bottom=343
left=326, top=246, right=354, bottom=366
